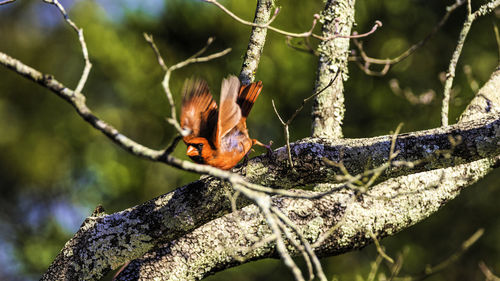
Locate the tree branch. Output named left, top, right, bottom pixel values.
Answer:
left=1, top=42, right=497, bottom=278
left=441, top=0, right=500, bottom=125
left=239, top=0, right=273, bottom=85
left=311, top=0, right=356, bottom=138
left=113, top=64, right=500, bottom=280
left=116, top=66, right=500, bottom=280
left=114, top=156, right=497, bottom=280
left=350, top=0, right=466, bottom=76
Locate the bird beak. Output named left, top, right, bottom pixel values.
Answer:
left=186, top=145, right=198, bottom=157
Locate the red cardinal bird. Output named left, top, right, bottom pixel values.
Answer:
left=180, top=75, right=266, bottom=170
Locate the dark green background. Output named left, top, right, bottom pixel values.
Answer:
left=0, top=1, right=498, bottom=280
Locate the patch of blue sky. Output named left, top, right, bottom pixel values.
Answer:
left=51, top=200, right=89, bottom=234
left=97, top=0, right=165, bottom=22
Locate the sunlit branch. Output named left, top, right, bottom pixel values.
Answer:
left=43, top=0, right=92, bottom=94
left=272, top=74, right=338, bottom=169
left=479, top=261, right=500, bottom=281
left=442, top=0, right=500, bottom=125
left=0, top=0, right=15, bottom=5
left=203, top=0, right=381, bottom=42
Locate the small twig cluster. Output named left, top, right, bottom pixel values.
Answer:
left=349, top=0, right=466, bottom=76
left=272, top=73, right=339, bottom=169
left=143, top=34, right=231, bottom=136
left=360, top=229, right=484, bottom=281
left=204, top=0, right=382, bottom=44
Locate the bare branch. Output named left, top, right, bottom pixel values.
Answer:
left=442, top=0, right=500, bottom=125
left=272, top=206, right=328, bottom=281
left=395, top=229, right=484, bottom=281
left=143, top=33, right=168, bottom=71
left=239, top=0, right=273, bottom=84
left=43, top=0, right=92, bottom=94
left=479, top=261, right=500, bottom=281
left=114, top=158, right=495, bottom=280
left=155, top=35, right=232, bottom=135
left=351, top=0, right=466, bottom=76
left=0, top=0, right=15, bottom=5
left=272, top=74, right=338, bottom=169
left=368, top=231, right=394, bottom=264
left=311, top=0, right=356, bottom=138
left=389, top=79, right=436, bottom=105
left=113, top=66, right=500, bottom=279
left=494, top=23, right=500, bottom=62
left=204, top=0, right=381, bottom=42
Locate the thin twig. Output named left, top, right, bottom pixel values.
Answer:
left=479, top=261, right=500, bottom=281
left=387, top=253, right=404, bottom=281
left=203, top=0, right=381, bottom=42
left=286, top=36, right=318, bottom=56
left=368, top=231, right=394, bottom=264
left=144, top=34, right=231, bottom=135
left=272, top=72, right=339, bottom=168
left=272, top=207, right=328, bottom=281
left=351, top=0, right=466, bottom=76
left=274, top=218, right=314, bottom=281
left=366, top=255, right=383, bottom=281
left=0, top=0, right=15, bottom=5
left=43, top=0, right=92, bottom=95
left=395, top=228, right=484, bottom=281
left=144, top=33, right=168, bottom=71
left=493, top=23, right=500, bottom=63
left=247, top=193, right=305, bottom=281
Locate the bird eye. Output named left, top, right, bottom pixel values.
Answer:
left=196, top=143, right=204, bottom=150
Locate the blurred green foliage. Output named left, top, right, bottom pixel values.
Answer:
left=0, top=0, right=499, bottom=280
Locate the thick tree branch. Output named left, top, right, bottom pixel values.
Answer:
left=239, top=0, right=273, bottom=85
left=2, top=45, right=500, bottom=279
left=38, top=113, right=500, bottom=280
left=311, top=0, right=356, bottom=138
left=114, top=156, right=497, bottom=280
left=460, top=66, right=500, bottom=122
left=113, top=64, right=500, bottom=280
left=116, top=66, right=500, bottom=280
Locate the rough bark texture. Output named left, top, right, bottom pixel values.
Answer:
left=115, top=159, right=496, bottom=281
left=114, top=66, right=500, bottom=280
left=311, top=0, right=356, bottom=138
left=43, top=108, right=500, bottom=280
left=239, top=0, right=274, bottom=85
left=114, top=67, right=500, bottom=281
left=460, top=66, right=500, bottom=122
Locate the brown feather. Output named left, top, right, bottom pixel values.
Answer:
left=180, top=78, right=218, bottom=142
left=180, top=75, right=265, bottom=170
left=215, top=75, right=242, bottom=147
left=237, top=81, right=263, bottom=120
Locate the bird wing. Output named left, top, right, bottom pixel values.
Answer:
left=215, top=75, right=242, bottom=148
left=237, top=80, right=263, bottom=122
left=180, top=77, right=218, bottom=141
